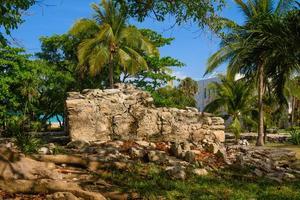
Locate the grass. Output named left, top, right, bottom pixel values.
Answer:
left=96, top=162, right=300, bottom=200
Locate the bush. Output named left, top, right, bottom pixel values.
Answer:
left=289, top=128, right=300, bottom=145
left=6, top=116, right=42, bottom=154
left=151, top=86, right=196, bottom=109
left=14, top=132, right=42, bottom=154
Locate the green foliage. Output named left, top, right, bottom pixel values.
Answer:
left=0, top=46, right=74, bottom=133
left=151, top=86, right=196, bottom=109
left=178, top=77, right=198, bottom=97
left=70, top=0, right=157, bottom=88
left=290, top=128, right=300, bottom=145
left=128, top=29, right=184, bottom=91
left=6, top=116, right=42, bottom=154
left=0, top=0, right=35, bottom=45
left=204, top=76, right=257, bottom=139
left=117, top=0, right=225, bottom=28
left=14, top=132, right=42, bottom=154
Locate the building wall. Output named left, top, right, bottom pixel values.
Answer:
left=195, top=77, right=221, bottom=111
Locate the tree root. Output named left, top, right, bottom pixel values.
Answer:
left=0, top=179, right=106, bottom=200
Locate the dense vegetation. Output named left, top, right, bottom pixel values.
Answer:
left=0, top=0, right=299, bottom=145
left=205, top=0, right=300, bottom=145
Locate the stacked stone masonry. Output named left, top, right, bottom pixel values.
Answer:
left=66, top=84, right=225, bottom=143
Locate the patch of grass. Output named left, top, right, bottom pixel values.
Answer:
left=96, top=162, right=300, bottom=200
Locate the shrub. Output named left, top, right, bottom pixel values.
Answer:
left=6, top=115, right=42, bottom=154
left=14, top=132, right=42, bottom=154
left=289, top=128, right=300, bottom=145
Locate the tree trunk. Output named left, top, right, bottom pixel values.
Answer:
left=291, top=96, right=295, bottom=127
left=109, top=63, right=114, bottom=89
left=256, top=64, right=264, bottom=146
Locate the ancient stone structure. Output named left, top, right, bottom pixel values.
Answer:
left=66, top=84, right=225, bottom=143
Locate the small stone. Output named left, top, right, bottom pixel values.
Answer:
left=147, top=150, right=166, bottom=163
left=206, top=143, right=220, bottom=154
left=170, top=142, right=183, bottom=158
left=254, top=169, right=263, bottom=177
left=5, top=142, right=13, bottom=148
left=46, top=192, right=79, bottom=200
left=283, top=173, right=295, bottom=180
left=150, top=142, right=157, bottom=149
left=182, top=142, right=191, bottom=151
left=38, top=147, right=50, bottom=155
left=165, top=166, right=186, bottom=180
left=135, top=140, right=150, bottom=147
left=184, top=151, right=196, bottom=163
left=193, top=168, right=208, bottom=176
left=129, top=147, right=145, bottom=158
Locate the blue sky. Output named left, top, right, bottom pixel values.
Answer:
left=10, top=0, right=244, bottom=80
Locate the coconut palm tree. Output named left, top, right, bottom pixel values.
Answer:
left=204, top=76, right=256, bottom=141
left=178, top=77, right=199, bottom=97
left=69, top=0, right=157, bottom=88
left=205, top=0, right=297, bottom=146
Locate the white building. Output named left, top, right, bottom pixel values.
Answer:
left=195, top=76, right=221, bottom=111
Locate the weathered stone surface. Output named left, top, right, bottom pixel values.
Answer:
left=227, top=145, right=300, bottom=181
left=66, top=84, right=225, bottom=143
left=193, top=168, right=208, bottom=176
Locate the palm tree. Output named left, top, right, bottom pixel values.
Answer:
left=69, top=0, right=157, bottom=88
left=204, top=76, right=256, bottom=141
left=205, top=0, right=297, bottom=146
left=178, top=77, right=199, bottom=97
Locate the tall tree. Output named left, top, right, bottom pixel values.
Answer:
left=205, top=0, right=297, bottom=146
left=70, top=0, right=157, bottom=88
left=0, top=0, right=35, bottom=45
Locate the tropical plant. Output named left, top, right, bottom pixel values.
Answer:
left=152, top=86, right=197, bottom=109
left=69, top=0, right=157, bottom=88
left=178, top=77, right=199, bottom=97
left=205, top=0, right=298, bottom=146
left=289, top=128, right=300, bottom=145
left=126, top=29, right=184, bottom=91
left=204, top=76, right=256, bottom=141
left=0, top=0, right=35, bottom=45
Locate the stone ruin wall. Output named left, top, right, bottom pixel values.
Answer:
left=65, top=84, right=225, bottom=143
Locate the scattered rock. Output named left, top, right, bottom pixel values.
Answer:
left=165, top=166, right=186, bottom=180
left=193, top=168, right=208, bottom=176
left=184, top=151, right=196, bottom=163
left=135, top=140, right=150, bottom=148
left=147, top=150, right=166, bottom=163
left=67, top=140, right=89, bottom=150
left=38, top=147, right=50, bottom=155
left=129, top=147, right=145, bottom=158
left=46, top=192, right=79, bottom=200
left=170, top=142, right=183, bottom=158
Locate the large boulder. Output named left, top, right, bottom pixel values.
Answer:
left=66, top=84, right=225, bottom=144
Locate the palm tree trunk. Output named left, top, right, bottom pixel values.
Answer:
left=109, top=53, right=114, bottom=89
left=291, top=96, right=295, bottom=127
left=256, top=64, right=264, bottom=146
